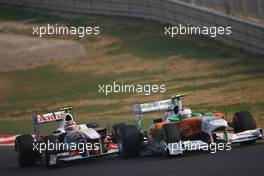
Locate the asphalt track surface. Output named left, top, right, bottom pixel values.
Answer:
left=1, top=142, right=264, bottom=176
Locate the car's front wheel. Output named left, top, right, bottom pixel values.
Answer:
left=116, top=125, right=141, bottom=158
left=160, top=123, right=181, bottom=157
left=233, top=111, right=257, bottom=145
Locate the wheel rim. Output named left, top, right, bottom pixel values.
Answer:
left=118, top=141, right=123, bottom=153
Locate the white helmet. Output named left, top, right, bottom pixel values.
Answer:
left=179, top=107, right=192, bottom=119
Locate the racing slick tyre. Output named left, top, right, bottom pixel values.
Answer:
left=160, top=124, right=181, bottom=157
left=113, top=123, right=127, bottom=133
left=117, top=125, right=141, bottom=158
left=112, top=123, right=127, bottom=143
left=233, top=111, right=257, bottom=145
left=233, top=111, right=257, bottom=133
left=41, top=135, right=60, bottom=168
left=15, top=134, right=37, bottom=167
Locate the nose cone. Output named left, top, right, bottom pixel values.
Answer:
left=202, top=117, right=228, bottom=133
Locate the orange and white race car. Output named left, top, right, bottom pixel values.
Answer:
left=114, top=94, right=263, bottom=157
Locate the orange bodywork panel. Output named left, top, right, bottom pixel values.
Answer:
left=177, top=117, right=202, bottom=140
left=213, top=113, right=225, bottom=119
left=155, top=122, right=174, bottom=130
left=149, top=122, right=173, bottom=139
left=150, top=117, right=203, bottom=140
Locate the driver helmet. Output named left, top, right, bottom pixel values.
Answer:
left=64, top=113, right=78, bottom=131
left=179, top=107, right=192, bottom=119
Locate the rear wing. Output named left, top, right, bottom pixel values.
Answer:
left=132, top=94, right=185, bottom=131
left=33, top=107, right=74, bottom=141
left=34, top=111, right=65, bottom=124
left=133, top=99, right=172, bottom=119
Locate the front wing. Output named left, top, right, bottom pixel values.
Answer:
left=230, top=128, right=263, bottom=143
left=167, top=128, right=263, bottom=155
left=47, top=148, right=119, bottom=166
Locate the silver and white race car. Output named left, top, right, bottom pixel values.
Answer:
left=15, top=107, right=118, bottom=168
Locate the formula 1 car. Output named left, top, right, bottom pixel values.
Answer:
left=114, top=94, right=263, bottom=158
left=15, top=107, right=118, bottom=168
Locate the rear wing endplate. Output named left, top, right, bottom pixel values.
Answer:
left=132, top=94, right=185, bottom=131
left=32, top=110, right=69, bottom=141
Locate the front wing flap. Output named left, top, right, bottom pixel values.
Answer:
left=54, top=148, right=119, bottom=162
left=230, top=128, right=263, bottom=143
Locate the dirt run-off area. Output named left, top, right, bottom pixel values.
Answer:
left=0, top=33, right=85, bottom=71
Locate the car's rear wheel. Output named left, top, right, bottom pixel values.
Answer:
left=233, top=111, right=257, bottom=145
left=117, top=125, right=141, bottom=158
left=113, top=123, right=127, bottom=133
left=15, top=134, right=37, bottom=167
left=160, top=124, right=181, bottom=157
left=112, top=123, right=127, bottom=143
left=41, top=135, right=59, bottom=168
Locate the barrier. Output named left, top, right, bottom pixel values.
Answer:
left=0, top=0, right=263, bottom=55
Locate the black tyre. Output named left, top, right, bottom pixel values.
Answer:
left=15, top=134, right=37, bottom=167
left=160, top=124, right=181, bottom=157
left=233, top=111, right=257, bottom=145
left=117, top=125, right=141, bottom=158
left=41, top=135, right=59, bottom=168
left=233, top=111, right=257, bottom=133
left=113, top=123, right=127, bottom=133
left=112, top=123, right=127, bottom=143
